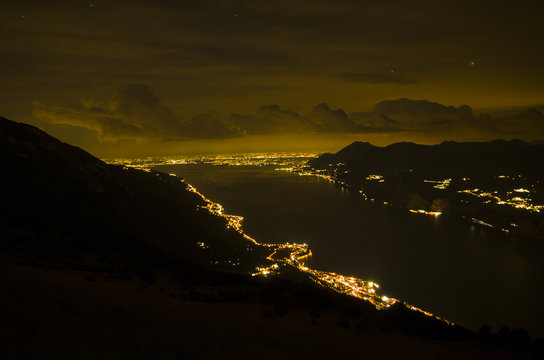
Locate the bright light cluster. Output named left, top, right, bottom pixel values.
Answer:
left=458, top=188, right=543, bottom=213
left=424, top=178, right=451, bottom=189
left=113, top=157, right=453, bottom=325
left=106, top=152, right=318, bottom=169
left=366, top=174, right=385, bottom=182
left=409, top=209, right=442, bottom=216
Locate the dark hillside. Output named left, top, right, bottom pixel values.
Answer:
left=0, top=116, right=263, bottom=270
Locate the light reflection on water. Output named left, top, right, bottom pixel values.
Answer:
left=154, top=163, right=544, bottom=337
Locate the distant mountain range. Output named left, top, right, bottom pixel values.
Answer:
left=310, top=139, right=544, bottom=179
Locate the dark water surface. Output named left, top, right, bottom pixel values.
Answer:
left=157, top=164, right=544, bottom=337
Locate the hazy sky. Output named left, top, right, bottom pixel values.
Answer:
left=1, top=0, right=543, bottom=156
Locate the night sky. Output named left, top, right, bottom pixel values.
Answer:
left=2, top=0, right=543, bottom=156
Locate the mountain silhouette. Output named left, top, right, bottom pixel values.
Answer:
left=310, top=139, right=544, bottom=179
left=0, top=116, right=262, bottom=271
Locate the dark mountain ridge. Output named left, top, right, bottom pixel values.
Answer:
left=0, top=116, right=268, bottom=272
left=311, top=139, right=544, bottom=179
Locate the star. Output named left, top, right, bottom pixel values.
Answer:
left=469, top=61, right=476, bottom=67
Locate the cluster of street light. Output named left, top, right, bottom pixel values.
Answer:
left=299, top=161, right=544, bottom=228
left=424, top=178, right=452, bottom=189
left=106, top=152, right=317, bottom=169
left=182, top=173, right=449, bottom=321
left=366, top=174, right=384, bottom=182
left=457, top=187, right=543, bottom=213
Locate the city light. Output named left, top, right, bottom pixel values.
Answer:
left=109, top=154, right=452, bottom=325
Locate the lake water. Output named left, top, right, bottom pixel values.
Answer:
left=156, top=164, right=544, bottom=337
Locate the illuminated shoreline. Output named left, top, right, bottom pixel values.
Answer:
left=109, top=155, right=453, bottom=325
left=185, top=175, right=452, bottom=323
left=105, top=152, right=318, bottom=169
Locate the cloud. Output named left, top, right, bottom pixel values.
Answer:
left=33, top=102, right=145, bottom=140
left=348, top=99, right=544, bottom=137
left=336, top=72, right=416, bottom=84
left=226, top=103, right=405, bottom=135
left=32, top=86, right=409, bottom=141
left=486, top=108, right=544, bottom=135
left=369, top=98, right=474, bottom=128
left=34, top=88, right=544, bottom=142
left=34, top=84, right=239, bottom=141
left=308, top=103, right=355, bottom=132
left=348, top=112, right=402, bottom=133
left=186, top=113, right=241, bottom=139
left=229, top=105, right=315, bottom=135
left=229, top=103, right=405, bottom=135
